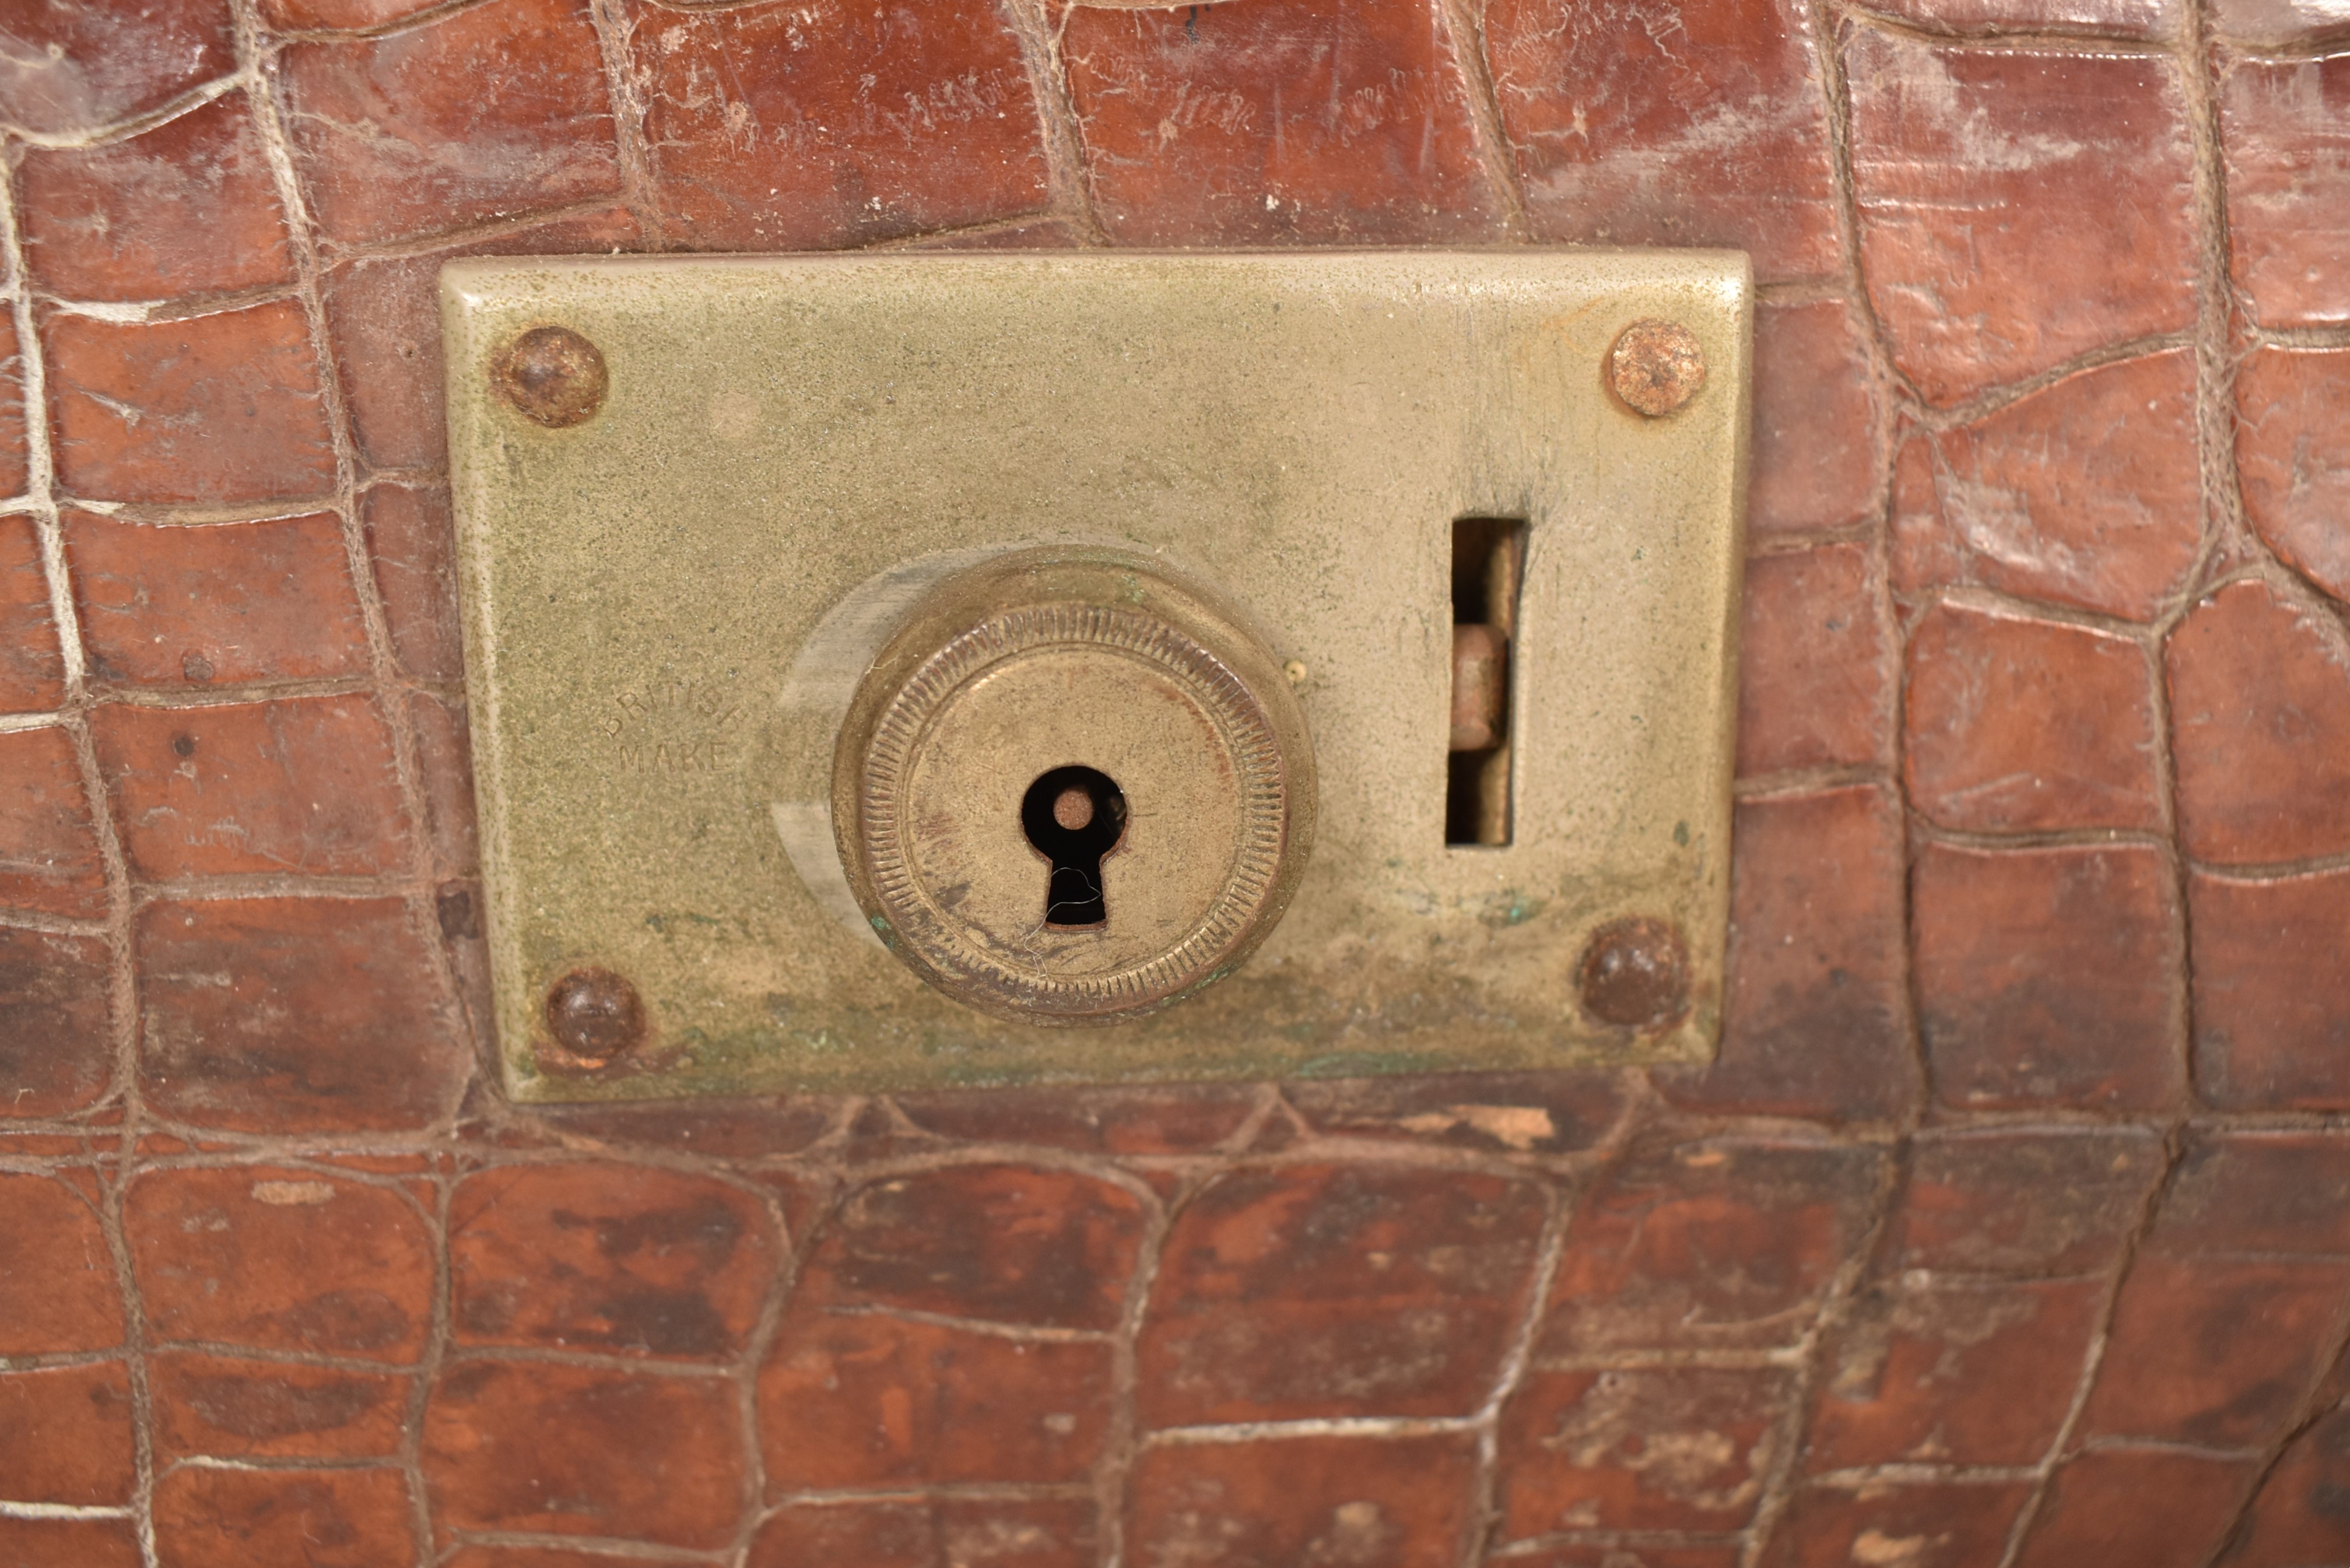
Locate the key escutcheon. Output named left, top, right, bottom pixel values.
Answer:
left=832, top=549, right=1316, bottom=1026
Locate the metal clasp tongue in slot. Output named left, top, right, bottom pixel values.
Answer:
left=1447, top=519, right=1524, bottom=847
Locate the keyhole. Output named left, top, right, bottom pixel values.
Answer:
left=1020, top=766, right=1128, bottom=928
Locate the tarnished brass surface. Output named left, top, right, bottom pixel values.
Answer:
left=440, top=251, right=1752, bottom=1100
left=834, top=549, right=1314, bottom=1025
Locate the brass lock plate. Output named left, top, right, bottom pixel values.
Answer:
left=442, top=251, right=1751, bottom=1102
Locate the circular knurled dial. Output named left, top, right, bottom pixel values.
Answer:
left=832, top=549, right=1315, bottom=1025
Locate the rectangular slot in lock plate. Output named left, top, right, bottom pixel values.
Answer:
left=442, top=251, right=1752, bottom=1102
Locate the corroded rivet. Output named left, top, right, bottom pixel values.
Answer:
left=1607, top=319, right=1707, bottom=418
left=1577, top=917, right=1691, bottom=1029
left=543, top=967, right=644, bottom=1065
left=493, top=324, right=608, bottom=428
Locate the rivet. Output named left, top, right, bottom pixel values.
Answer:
left=493, top=325, right=609, bottom=428
left=1577, top=917, right=1691, bottom=1029
left=543, top=967, right=645, bottom=1067
left=1607, top=319, right=1706, bottom=418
